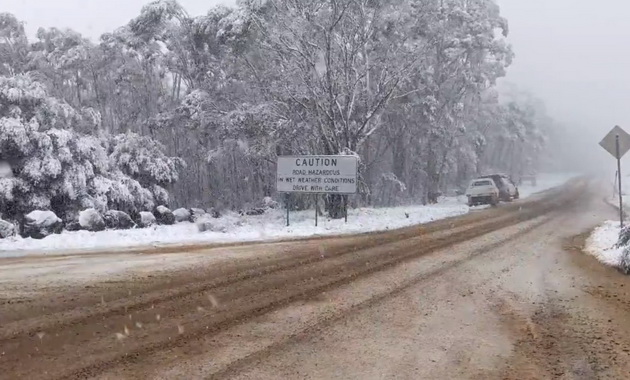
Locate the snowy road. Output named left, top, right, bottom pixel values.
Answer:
left=2, top=177, right=630, bottom=379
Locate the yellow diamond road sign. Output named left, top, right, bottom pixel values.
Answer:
left=600, top=125, right=630, bottom=159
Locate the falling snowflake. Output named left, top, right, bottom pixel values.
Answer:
left=207, top=294, right=219, bottom=308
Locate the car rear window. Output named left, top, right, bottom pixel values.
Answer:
left=473, top=180, right=493, bottom=186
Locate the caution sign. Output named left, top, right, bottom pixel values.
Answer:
left=276, top=155, right=358, bottom=194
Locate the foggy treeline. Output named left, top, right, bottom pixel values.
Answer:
left=0, top=0, right=563, bottom=221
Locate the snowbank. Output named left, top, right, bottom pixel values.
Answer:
left=585, top=221, right=625, bottom=267
left=0, top=201, right=468, bottom=257
left=0, top=173, right=576, bottom=257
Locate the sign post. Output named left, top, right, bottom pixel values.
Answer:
left=276, top=155, right=359, bottom=226
left=599, top=126, right=630, bottom=227
left=617, top=135, right=624, bottom=227
left=315, top=195, right=318, bottom=227
left=285, top=193, right=290, bottom=227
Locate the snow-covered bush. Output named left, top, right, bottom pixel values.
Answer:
left=190, top=208, right=206, bottom=221
left=22, top=210, right=63, bottom=239
left=262, top=196, right=279, bottom=209
left=173, top=208, right=191, bottom=223
left=78, top=208, right=106, bottom=232
left=103, top=210, right=136, bottom=230
left=0, top=219, right=17, bottom=238
left=207, top=208, right=221, bottom=219
left=137, top=211, right=156, bottom=228
left=154, top=205, right=175, bottom=225
left=617, top=225, right=630, bottom=248
left=64, top=220, right=82, bottom=231
left=620, top=247, right=630, bottom=275
left=196, top=213, right=242, bottom=233
left=0, top=74, right=184, bottom=220
left=107, top=133, right=185, bottom=189
left=239, top=207, right=265, bottom=216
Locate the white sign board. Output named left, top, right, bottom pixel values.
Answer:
left=600, top=125, right=630, bottom=159
left=277, top=155, right=358, bottom=194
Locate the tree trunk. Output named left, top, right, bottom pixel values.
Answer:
left=325, top=194, right=345, bottom=219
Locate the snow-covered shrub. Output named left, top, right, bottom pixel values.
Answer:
left=107, top=132, right=185, bottom=189
left=103, top=210, right=136, bottom=230
left=197, top=219, right=230, bottom=233
left=620, top=246, right=630, bottom=275
left=64, top=220, right=82, bottom=231
left=154, top=205, right=175, bottom=225
left=0, top=219, right=17, bottom=238
left=190, top=208, right=206, bottom=221
left=137, top=211, right=156, bottom=228
left=78, top=208, right=106, bottom=232
left=196, top=213, right=242, bottom=233
left=262, top=196, right=279, bottom=209
left=173, top=208, right=191, bottom=223
left=616, top=225, right=630, bottom=248
left=239, top=207, right=265, bottom=216
left=0, top=74, right=184, bottom=220
left=22, top=210, right=63, bottom=239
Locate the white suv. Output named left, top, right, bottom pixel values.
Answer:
left=465, top=178, right=500, bottom=207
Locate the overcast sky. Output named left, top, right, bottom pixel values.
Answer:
left=4, top=0, right=627, bottom=169
left=3, top=0, right=237, bottom=39
left=496, top=0, right=630, bottom=170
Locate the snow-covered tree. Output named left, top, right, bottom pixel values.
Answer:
left=0, top=0, right=558, bottom=216
left=0, top=13, right=29, bottom=76
left=0, top=74, right=183, bottom=220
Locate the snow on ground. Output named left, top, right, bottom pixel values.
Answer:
left=0, top=173, right=576, bottom=257
left=517, top=172, right=577, bottom=199
left=0, top=202, right=468, bottom=257
left=585, top=221, right=624, bottom=268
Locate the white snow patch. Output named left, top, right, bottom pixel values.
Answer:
left=156, top=205, right=169, bottom=213
left=517, top=172, right=578, bottom=199
left=25, top=210, right=61, bottom=226
left=79, top=208, right=103, bottom=230
left=139, top=211, right=156, bottom=227
left=585, top=221, right=624, bottom=267
left=0, top=173, right=576, bottom=257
